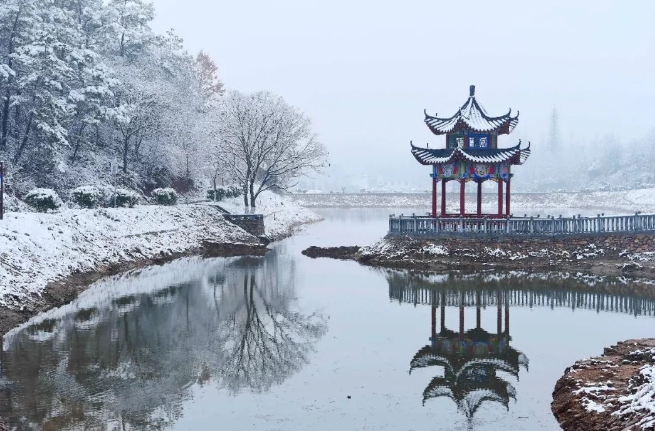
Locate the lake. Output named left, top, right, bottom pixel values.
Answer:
left=1, top=208, right=654, bottom=431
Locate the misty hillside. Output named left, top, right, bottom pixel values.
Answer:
left=520, top=118, right=655, bottom=193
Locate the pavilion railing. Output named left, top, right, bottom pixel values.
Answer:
left=388, top=213, right=655, bottom=236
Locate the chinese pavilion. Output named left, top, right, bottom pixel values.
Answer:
left=411, top=85, right=531, bottom=218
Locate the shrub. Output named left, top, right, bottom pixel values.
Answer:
left=206, top=185, right=242, bottom=201
left=114, top=188, right=140, bottom=208
left=227, top=185, right=242, bottom=198
left=25, top=188, right=62, bottom=212
left=71, top=186, right=101, bottom=208
left=152, top=188, right=178, bottom=206
left=207, top=188, right=227, bottom=201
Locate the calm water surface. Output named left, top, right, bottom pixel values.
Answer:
left=1, top=208, right=655, bottom=431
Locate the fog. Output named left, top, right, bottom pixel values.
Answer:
left=152, top=0, right=655, bottom=192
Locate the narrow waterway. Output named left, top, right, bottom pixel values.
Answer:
left=1, top=208, right=654, bottom=431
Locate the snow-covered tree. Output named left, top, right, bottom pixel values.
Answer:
left=217, top=91, right=328, bottom=207
left=106, top=0, right=154, bottom=59
left=0, top=0, right=327, bottom=202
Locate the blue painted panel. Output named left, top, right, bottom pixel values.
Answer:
left=469, top=133, right=490, bottom=149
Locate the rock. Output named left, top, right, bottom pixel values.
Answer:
left=202, top=241, right=267, bottom=257
left=301, top=246, right=360, bottom=260
left=552, top=339, right=655, bottom=431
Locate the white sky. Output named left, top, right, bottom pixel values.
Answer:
left=151, top=0, right=655, bottom=182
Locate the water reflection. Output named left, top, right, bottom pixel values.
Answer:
left=4, top=254, right=655, bottom=431
left=0, top=248, right=327, bottom=431
left=410, top=288, right=528, bottom=420
left=388, top=271, right=655, bottom=423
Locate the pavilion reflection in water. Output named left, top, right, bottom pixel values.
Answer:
left=390, top=271, right=655, bottom=419
left=410, top=288, right=527, bottom=419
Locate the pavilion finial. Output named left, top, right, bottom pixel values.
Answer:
left=469, top=85, right=475, bottom=97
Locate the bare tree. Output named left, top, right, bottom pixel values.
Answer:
left=217, top=91, right=328, bottom=207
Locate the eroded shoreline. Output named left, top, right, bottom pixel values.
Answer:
left=302, top=233, right=655, bottom=280
left=552, top=339, right=655, bottom=431
left=0, top=241, right=267, bottom=339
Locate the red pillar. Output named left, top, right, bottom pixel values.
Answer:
left=476, top=290, right=481, bottom=328
left=497, top=179, right=504, bottom=217
left=431, top=305, right=436, bottom=339
left=440, top=291, right=446, bottom=332
left=505, top=302, right=510, bottom=335
left=477, top=181, right=482, bottom=216
left=431, top=177, right=437, bottom=217
left=460, top=180, right=465, bottom=216
left=497, top=292, right=502, bottom=336
left=441, top=180, right=446, bottom=216
left=506, top=177, right=511, bottom=217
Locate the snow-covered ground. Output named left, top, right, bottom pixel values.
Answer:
left=0, top=191, right=321, bottom=310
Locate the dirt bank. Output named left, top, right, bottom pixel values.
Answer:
left=301, top=233, right=655, bottom=279
left=552, top=339, right=655, bottom=431
left=0, top=241, right=266, bottom=339
left=301, top=245, right=361, bottom=260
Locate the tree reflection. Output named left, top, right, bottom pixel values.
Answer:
left=209, top=254, right=326, bottom=394
left=0, top=249, right=326, bottom=431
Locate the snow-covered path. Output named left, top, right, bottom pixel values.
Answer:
left=218, top=191, right=322, bottom=239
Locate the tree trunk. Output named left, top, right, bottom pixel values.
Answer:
left=13, top=112, right=33, bottom=164
left=0, top=93, right=10, bottom=149
left=242, top=181, right=249, bottom=207
left=122, top=136, right=129, bottom=173
left=185, top=154, right=191, bottom=193
left=249, top=179, right=256, bottom=208
left=70, top=123, right=87, bottom=162
left=212, top=171, right=218, bottom=201
left=1, top=10, right=20, bottom=149
left=243, top=166, right=251, bottom=207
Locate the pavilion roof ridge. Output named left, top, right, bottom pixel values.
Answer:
left=409, top=140, right=530, bottom=166
left=424, top=86, right=519, bottom=135
left=422, top=376, right=516, bottom=416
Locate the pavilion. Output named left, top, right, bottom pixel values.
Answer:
left=411, top=85, right=531, bottom=218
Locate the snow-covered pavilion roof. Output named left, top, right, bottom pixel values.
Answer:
left=410, top=141, right=531, bottom=166
left=424, top=85, right=519, bottom=135
left=409, top=345, right=525, bottom=378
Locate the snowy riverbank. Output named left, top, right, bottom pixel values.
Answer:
left=0, top=191, right=321, bottom=312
